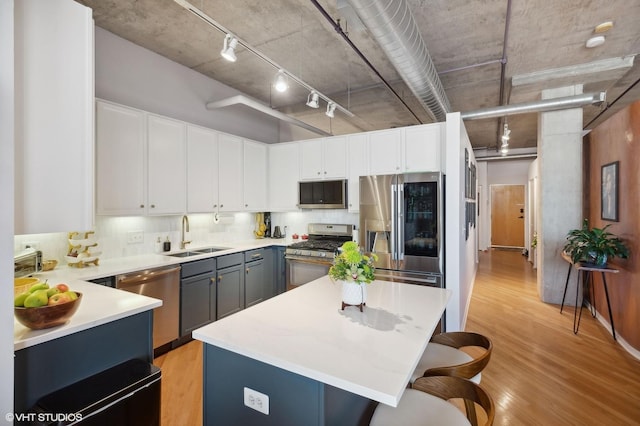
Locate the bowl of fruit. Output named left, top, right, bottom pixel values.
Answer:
left=14, top=281, right=82, bottom=330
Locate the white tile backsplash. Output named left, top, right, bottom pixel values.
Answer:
left=14, top=210, right=359, bottom=263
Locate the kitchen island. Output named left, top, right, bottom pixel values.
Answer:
left=14, top=280, right=161, bottom=413
left=193, top=276, right=450, bottom=425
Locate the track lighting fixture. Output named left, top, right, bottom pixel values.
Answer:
left=220, top=34, right=238, bottom=62
left=326, top=102, right=336, bottom=118
left=500, top=122, right=510, bottom=155
left=501, top=123, right=511, bottom=143
left=306, top=91, right=320, bottom=108
left=274, top=70, right=288, bottom=92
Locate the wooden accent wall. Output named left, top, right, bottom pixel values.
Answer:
left=587, top=100, right=640, bottom=349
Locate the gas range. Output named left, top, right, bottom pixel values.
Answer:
left=285, top=223, right=354, bottom=260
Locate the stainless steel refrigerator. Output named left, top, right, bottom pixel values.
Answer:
left=359, top=172, right=445, bottom=290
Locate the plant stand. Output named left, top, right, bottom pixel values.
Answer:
left=341, top=301, right=366, bottom=312
left=560, top=252, right=619, bottom=340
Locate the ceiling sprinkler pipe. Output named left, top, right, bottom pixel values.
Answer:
left=460, top=92, right=606, bottom=120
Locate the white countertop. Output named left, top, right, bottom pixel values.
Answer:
left=16, top=238, right=288, bottom=351
left=192, top=276, right=451, bottom=407
left=14, top=279, right=161, bottom=351
left=35, top=238, right=289, bottom=282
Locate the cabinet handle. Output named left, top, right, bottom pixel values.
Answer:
left=220, top=204, right=224, bottom=208
left=317, top=171, right=320, bottom=175
left=151, top=204, right=155, bottom=208
left=139, top=204, right=144, bottom=208
left=251, top=253, right=261, bottom=258
left=245, top=204, right=248, bottom=207
left=213, top=204, right=217, bottom=208
left=210, top=278, right=216, bottom=283
left=246, top=268, right=249, bottom=274
left=324, top=171, right=327, bottom=174
left=218, top=276, right=222, bottom=282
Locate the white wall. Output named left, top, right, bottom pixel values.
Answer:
left=1, top=0, right=14, bottom=416
left=94, top=27, right=280, bottom=144
left=445, top=113, right=478, bottom=332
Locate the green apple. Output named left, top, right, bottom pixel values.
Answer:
left=24, top=289, right=49, bottom=307
left=64, top=291, right=78, bottom=301
left=48, top=293, right=71, bottom=306
left=47, top=287, right=60, bottom=298
left=14, top=292, right=29, bottom=307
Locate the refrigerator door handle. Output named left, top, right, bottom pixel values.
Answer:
left=397, top=183, right=404, bottom=260
left=390, top=183, right=397, bottom=261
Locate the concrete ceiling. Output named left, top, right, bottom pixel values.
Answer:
left=76, top=0, right=640, bottom=153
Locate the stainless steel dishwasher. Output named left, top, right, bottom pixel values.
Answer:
left=116, top=265, right=181, bottom=350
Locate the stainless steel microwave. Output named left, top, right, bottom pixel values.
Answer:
left=298, top=179, right=348, bottom=209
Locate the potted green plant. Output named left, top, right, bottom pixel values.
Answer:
left=329, top=241, right=378, bottom=310
left=563, top=219, right=629, bottom=267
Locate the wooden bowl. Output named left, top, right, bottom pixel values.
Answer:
left=14, top=292, right=83, bottom=330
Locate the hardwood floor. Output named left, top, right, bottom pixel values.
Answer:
left=467, top=249, right=640, bottom=425
left=153, top=338, right=203, bottom=425
left=154, top=249, right=640, bottom=425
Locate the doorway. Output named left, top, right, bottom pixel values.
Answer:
left=490, top=184, right=525, bottom=248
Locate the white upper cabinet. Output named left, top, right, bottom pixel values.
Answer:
left=147, top=115, right=187, bottom=215
left=269, top=142, right=300, bottom=211
left=368, top=129, right=403, bottom=175
left=218, top=134, right=244, bottom=212
left=404, top=124, right=443, bottom=172
left=96, top=101, right=146, bottom=216
left=347, top=134, right=368, bottom=212
left=187, top=125, right=219, bottom=213
left=243, top=140, right=268, bottom=212
left=15, top=0, right=94, bottom=233
left=323, top=136, right=348, bottom=178
left=299, top=137, right=347, bottom=180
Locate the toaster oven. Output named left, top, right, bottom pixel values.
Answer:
left=14, top=248, right=42, bottom=278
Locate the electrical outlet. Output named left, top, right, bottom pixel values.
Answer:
left=127, top=230, right=144, bottom=244
left=243, top=387, right=269, bottom=415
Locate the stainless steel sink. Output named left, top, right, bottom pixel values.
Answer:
left=166, top=247, right=230, bottom=257
left=195, top=247, right=230, bottom=253
left=167, top=251, right=204, bottom=258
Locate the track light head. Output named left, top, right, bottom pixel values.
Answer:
left=326, top=102, right=336, bottom=118
left=306, top=91, right=320, bottom=108
left=220, top=34, right=238, bottom=62
left=274, top=70, right=288, bottom=92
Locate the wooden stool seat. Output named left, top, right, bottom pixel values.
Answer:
left=371, top=376, right=495, bottom=426
left=411, top=332, right=492, bottom=385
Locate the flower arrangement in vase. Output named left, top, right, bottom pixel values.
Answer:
left=329, top=241, right=378, bottom=311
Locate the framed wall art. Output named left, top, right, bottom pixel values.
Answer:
left=601, top=161, right=619, bottom=222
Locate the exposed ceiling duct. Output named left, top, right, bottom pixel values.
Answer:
left=460, top=92, right=606, bottom=121
left=345, top=0, right=451, bottom=122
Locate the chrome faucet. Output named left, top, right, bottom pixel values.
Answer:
left=180, top=215, right=191, bottom=249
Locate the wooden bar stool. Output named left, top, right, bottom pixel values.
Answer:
left=410, top=332, right=493, bottom=385
left=370, top=376, right=495, bottom=426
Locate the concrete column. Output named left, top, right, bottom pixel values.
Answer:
left=537, top=85, right=584, bottom=304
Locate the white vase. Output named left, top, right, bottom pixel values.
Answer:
left=341, top=281, right=367, bottom=307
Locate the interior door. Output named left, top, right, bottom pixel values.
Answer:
left=491, top=184, right=525, bottom=248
